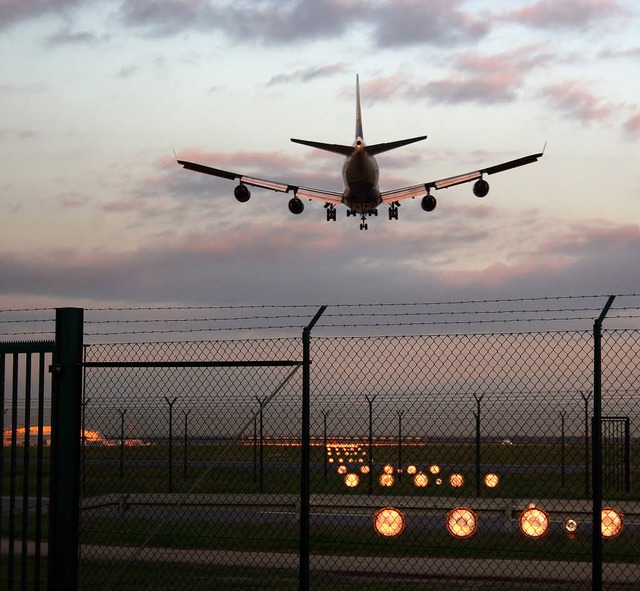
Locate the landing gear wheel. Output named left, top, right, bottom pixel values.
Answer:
left=388, top=204, right=399, bottom=220
left=326, top=205, right=337, bottom=222
left=359, top=213, right=369, bottom=230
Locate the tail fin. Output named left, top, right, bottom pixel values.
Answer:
left=356, top=74, right=363, bottom=140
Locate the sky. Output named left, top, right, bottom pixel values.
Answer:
left=1, top=0, right=639, bottom=313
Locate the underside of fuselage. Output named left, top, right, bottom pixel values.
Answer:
left=341, top=148, right=381, bottom=213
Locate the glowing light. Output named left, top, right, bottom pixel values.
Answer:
left=407, top=465, right=417, bottom=475
left=601, top=507, right=624, bottom=539
left=413, top=472, right=428, bottom=487
left=484, top=473, right=499, bottom=488
left=446, top=507, right=477, bottom=538
left=519, top=504, right=549, bottom=538
left=449, top=473, right=464, bottom=488
left=379, top=473, right=394, bottom=487
left=564, top=518, right=578, bottom=534
left=436, top=478, right=442, bottom=486
left=360, top=465, right=370, bottom=474
left=373, top=507, right=405, bottom=537
left=429, top=465, right=440, bottom=475
left=337, top=465, right=347, bottom=474
left=383, top=464, right=394, bottom=475
left=344, top=473, right=359, bottom=488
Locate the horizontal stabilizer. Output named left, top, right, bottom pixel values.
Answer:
left=366, top=135, right=427, bottom=156
left=290, top=138, right=354, bottom=156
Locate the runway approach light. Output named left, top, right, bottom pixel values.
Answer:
left=383, top=464, right=394, bottom=475
left=601, top=507, right=624, bottom=539
left=360, top=465, right=370, bottom=474
left=449, top=473, right=464, bottom=488
left=484, top=473, right=499, bottom=488
left=519, top=504, right=549, bottom=538
left=446, top=507, right=477, bottom=539
left=379, top=473, right=394, bottom=487
left=344, top=473, right=359, bottom=488
left=429, top=465, right=440, bottom=475
left=406, top=465, right=417, bottom=475
left=374, top=507, right=405, bottom=537
left=337, top=465, right=347, bottom=474
left=413, top=472, right=428, bottom=487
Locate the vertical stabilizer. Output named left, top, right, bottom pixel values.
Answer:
left=355, top=74, right=363, bottom=140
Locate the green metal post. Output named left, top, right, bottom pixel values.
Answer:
left=48, top=307, right=84, bottom=591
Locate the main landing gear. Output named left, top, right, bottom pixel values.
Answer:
left=388, top=202, right=400, bottom=220
left=325, top=203, right=337, bottom=222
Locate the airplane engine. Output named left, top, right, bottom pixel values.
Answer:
left=421, top=194, right=437, bottom=212
left=234, top=184, right=251, bottom=202
left=288, top=197, right=304, bottom=215
left=473, top=179, right=489, bottom=198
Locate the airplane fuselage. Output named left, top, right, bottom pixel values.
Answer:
left=342, top=138, right=381, bottom=212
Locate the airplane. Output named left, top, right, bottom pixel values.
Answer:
left=177, top=76, right=543, bottom=230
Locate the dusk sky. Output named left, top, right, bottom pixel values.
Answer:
left=1, top=0, right=639, bottom=310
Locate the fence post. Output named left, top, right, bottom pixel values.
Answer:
left=366, top=395, right=377, bottom=494
left=473, top=393, right=484, bottom=498
left=165, top=396, right=177, bottom=493
left=592, top=295, right=615, bottom=591
left=48, top=307, right=84, bottom=591
left=300, top=305, right=326, bottom=591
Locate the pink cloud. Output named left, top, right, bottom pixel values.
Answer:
left=508, top=0, right=627, bottom=29
left=624, top=112, right=640, bottom=136
left=542, top=80, right=623, bottom=125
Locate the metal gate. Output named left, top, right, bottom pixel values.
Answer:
left=1, top=308, right=84, bottom=591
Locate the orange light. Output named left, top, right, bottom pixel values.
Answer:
left=413, top=472, right=428, bottom=487
left=337, top=465, right=347, bottom=474
left=449, top=473, right=464, bottom=488
left=564, top=518, right=578, bottom=534
left=484, top=473, right=499, bottom=488
left=344, top=473, right=359, bottom=488
left=406, top=465, right=417, bottom=475
left=601, top=507, right=623, bottom=539
left=379, top=473, right=394, bottom=487
left=429, top=465, right=440, bottom=475
left=383, top=464, right=394, bottom=475
left=519, top=504, right=549, bottom=538
left=373, top=507, right=405, bottom=537
left=360, top=465, right=370, bottom=474
left=446, top=507, right=477, bottom=538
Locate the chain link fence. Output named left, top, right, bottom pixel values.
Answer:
left=75, top=321, right=640, bottom=590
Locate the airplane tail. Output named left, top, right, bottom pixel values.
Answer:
left=290, top=75, right=427, bottom=156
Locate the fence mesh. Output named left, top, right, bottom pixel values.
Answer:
left=75, top=327, right=640, bottom=590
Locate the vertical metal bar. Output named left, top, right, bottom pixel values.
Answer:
left=21, top=354, right=32, bottom=591
left=9, top=353, right=19, bottom=590
left=0, top=353, right=5, bottom=585
left=183, top=410, right=190, bottom=480
left=366, top=396, right=375, bottom=495
left=561, top=411, right=566, bottom=488
left=253, top=415, right=257, bottom=483
left=582, top=391, right=591, bottom=497
left=48, top=307, right=84, bottom=591
left=474, top=394, right=483, bottom=498
left=592, top=295, right=615, bottom=591
left=323, top=411, right=328, bottom=484
left=165, top=396, right=177, bottom=493
left=257, top=397, right=265, bottom=494
left=299, top=305, right=326, bottom=591
left=119, top=409, right=126, bottom=478
left=397, top=411, right=403, bottom=482
left=624, top=417, right=631, bottom=493
left=35, top=353, right=46, bottom=591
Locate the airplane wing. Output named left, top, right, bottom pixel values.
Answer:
left=177, top=159, right=343, bottom=205
left=380, top=150, right=544, bottom=203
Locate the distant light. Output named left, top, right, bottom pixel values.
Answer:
left=360, top=465, right=370, bottom=474
left=601, top=507, right=623, bottom=539
left=374, top=507, right=405, bottom=537
left=429, top=465, right=440, bottom=475
left=449, top=473, right=464, bottom=488
left=484, top=473, right=499, bottom=488
left=344, top=473, right=359, bottom=488
left=446, top=507, right=477, bottom=538
left=413, top=472, right=428, bottom=487
left=435, top=478, right=443, bottom=486
left=379, top=473, right=394, bottom=487
left=383, top=464, right=394, bottom=475
left=519, top=504, right=549, bottom=538
left=407, top=465, right=417, bottom=475
left=564, top=518, right=578, bottom=534
left=337, top=465, right=347, bottom=474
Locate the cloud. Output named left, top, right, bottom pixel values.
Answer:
left=0, top=128, right=39, bottom=140
left=44, top=28, right=109, bottom=47
left=370, top=0, right=490, bottom=48
left=506, top=0, right=628, bottom=30
left=624, top=111, right=640, bottom=137
left=541, top=80, right=624, bottom=125
left=420, top=45, right=550, bottom=105
left=0, top=0, right=83, bottom=31
left=266, top=63, right=347, bottom=86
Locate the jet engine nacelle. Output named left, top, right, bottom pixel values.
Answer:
left=421, top=194, right=437, bottom=212
left=234, top=184, right=251, bottom=203
left=473, top=179, right=489, bottom=198
left=288, top=197, right=304, bottom=215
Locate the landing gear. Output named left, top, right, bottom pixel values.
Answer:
left=325, top=203, right=337, bottom=222
left=359, top=213, right=368, bottom=231
left=388, top=202, right=400, bottom=220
